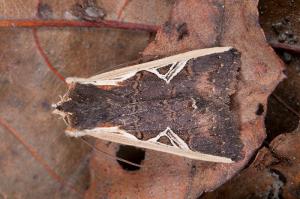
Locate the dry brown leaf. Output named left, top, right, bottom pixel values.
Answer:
left=0, top=29, right=89, bottom=198
left=0, top=0, right=285, bottom=198
left=202, top=129, right=300, bottom=199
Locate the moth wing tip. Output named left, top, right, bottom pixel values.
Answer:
left=225, top=158, right=235, bottom=164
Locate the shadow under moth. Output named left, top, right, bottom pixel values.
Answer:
left=53, top=47, right=244, bottom=163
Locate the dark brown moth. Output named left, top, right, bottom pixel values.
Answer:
left=53, top=47, right=243, bottom=163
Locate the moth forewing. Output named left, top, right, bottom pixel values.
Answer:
left=66, top=47, right=232, bottom=86
left=66, top=127, right=233, bottom=163
left=54, top=47, right=243, bottom=163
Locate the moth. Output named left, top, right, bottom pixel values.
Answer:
left=53, top=47, right=244, bottom=163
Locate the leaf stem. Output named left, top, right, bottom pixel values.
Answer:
left=0, top=19, right=159, bottom=32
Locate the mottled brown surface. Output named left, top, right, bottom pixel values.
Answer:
left=22, top=0, right=174, bottom=25
left=260, top=0, right=300, bottom=140
left=70, top=0, right=106, bottom=21
left=57, top=49, right=243, bottom=160
left=86, top=0, right=284, bottom=198
left=265, top=55, right=300, bottom=141
left=259, top=0, right=300, bottom=49
left=202, top=130, right=300, bottom=199
left=0, top=0, right=286, bottom=198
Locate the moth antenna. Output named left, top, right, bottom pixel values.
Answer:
left=80, top=138, right=143, bottom=168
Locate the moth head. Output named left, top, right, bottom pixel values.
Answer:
left=53, top=83, right=111, bottom=130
